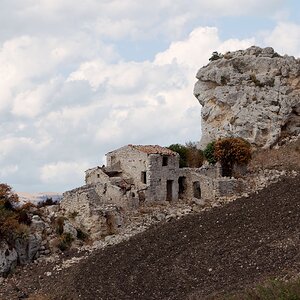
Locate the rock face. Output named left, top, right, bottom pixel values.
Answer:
left=0, top=242, right=17, bottom=276
left=194, top=46, right=300, bottom=148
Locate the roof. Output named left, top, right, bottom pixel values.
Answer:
left=129, top=145, right=177, bottom=156
left=106, top=144, right=177, bottom=156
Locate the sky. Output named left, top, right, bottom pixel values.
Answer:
left=1, top=0, right=300, bottom=193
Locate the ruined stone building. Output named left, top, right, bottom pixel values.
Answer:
left=60, top=144, right=244, bottom=236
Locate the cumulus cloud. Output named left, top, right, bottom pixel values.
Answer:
left=40, top=161, right=89, bottom=186
left=263, top=22, right=300, bottom=57
left=0, top=0, right=298, bottom=192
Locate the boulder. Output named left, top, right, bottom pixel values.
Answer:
left=194, top=46, right=300, bottom=149
left=63, top=220, right=78, bottom=239
left=0, top=242, right=17, bottom=276
left=15, top=233, right=42, bottom=265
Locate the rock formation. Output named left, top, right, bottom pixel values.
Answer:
left=194, top=46, right=300, bottom=148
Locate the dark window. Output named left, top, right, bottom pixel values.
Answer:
left=162, top=156, right=168, bottom=166
left=141, top=171, right=147, bottom=184
left=178, top=176, right=186, bottom=198
left=97, top=174, right=100, bottom=178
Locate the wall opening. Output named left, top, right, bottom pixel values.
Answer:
left=178, top=176, right=187, bottom=199
left=141, top=171, right=147, bottom=184
left=162, top=156, right=168, bottom=166
left=193, top=181, right=201, bottom=199
left=166, top=180, right=173, bottom=201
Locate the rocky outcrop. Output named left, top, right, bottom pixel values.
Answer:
left=0, top=242, right=17, bottom=277
left=194, top=46, right=300, bottom=148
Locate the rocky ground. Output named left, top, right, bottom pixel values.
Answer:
left=1, top=174, right=300, bottom=300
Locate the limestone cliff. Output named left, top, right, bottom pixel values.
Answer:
left=194, top=46, right=300, bottom=148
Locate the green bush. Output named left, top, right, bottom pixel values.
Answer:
left=168, top=144, right=188, bottom=167
left=168, top=142, right=203, bottom=168
left=203, top=141, right=217, bottom=164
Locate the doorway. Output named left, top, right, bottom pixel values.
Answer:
left=193, top=181, right=201, bottom=199
left=178, top=176, right=186, bottom=199
left=166, top=180, right=173, bottom=201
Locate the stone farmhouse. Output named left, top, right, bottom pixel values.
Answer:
left=60, top=144, right=244, bottom=236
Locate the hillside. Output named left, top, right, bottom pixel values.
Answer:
left=1, top=174, right=299, bottom=299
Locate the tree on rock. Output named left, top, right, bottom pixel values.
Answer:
left=214, top=137, right=252, bottom=177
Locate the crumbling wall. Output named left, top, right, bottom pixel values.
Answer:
left=214, top=178, right=246, bottom=197
left=147, top=154, right=180, bottom=202
left=106, top=146, right=149, bottom=190
left=179, top=169, right=215, bottom=200
left=85, top=167, right=110, bottom=185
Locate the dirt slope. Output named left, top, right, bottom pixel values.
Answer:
left=2, top=175, right=300, bottom=300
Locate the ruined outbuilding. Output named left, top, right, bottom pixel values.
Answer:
left=60, top=144, right=244, bottom=236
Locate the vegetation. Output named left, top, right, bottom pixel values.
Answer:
left=0, top=183, right=31, bottom=244
left=214, top=137, right=252, bottom=177
left=168, top=142, right=203, bottom=168
left=76, top=228, right=89, bottom=241
left=222, top=278, right=300, bottom=300
left=209, top=51, right=223, bottom=61
left=57, top=232, right=74, bottom=251
left=203, top=141, right=217, bottom=164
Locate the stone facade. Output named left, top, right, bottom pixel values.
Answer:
left=60, top=144, right=244, bottom=236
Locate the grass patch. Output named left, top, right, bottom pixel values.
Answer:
left=220, top=278, right=300, bottom=300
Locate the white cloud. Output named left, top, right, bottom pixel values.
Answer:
left=40, top=161, right=89, bottom=185
left=0, top=0, right=298, bottom=193
left=263, top=22, right=300, bottom=57
left=0, top=165, right=19, bottom=177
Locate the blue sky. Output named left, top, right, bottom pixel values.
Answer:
left=1, top=0, right=300, bottom=193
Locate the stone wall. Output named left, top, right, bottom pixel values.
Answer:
left=106, top=146, right=149, bottom=190
left=147, top=154, right=180, bottom=202
left=85, top=167, right=110, bottom=185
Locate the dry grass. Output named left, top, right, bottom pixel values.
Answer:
left=218, top=277, right=300, bottom=300
left=249, top=138, right=300, bottom=172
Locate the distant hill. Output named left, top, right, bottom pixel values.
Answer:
left=16, top=192, right=62, bottom=205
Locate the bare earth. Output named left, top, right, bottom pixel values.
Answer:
left=1, top=175, right=300, bottom=300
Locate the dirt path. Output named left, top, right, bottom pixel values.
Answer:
left=1, top=175, right=300, bottom=300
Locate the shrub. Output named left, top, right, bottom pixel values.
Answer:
left=0, top=184, right=30, bottom=244
left=214, top=137, right=252, bottom=177
left=55, top=216, right=65, bottom=235
left=185, top=142, right=204, bottom=168
left=57, top=233, right=74, bottom=251
left=209, top=51, right=223, bottom=61
left=37, top=197, right=57, bottom=208
left=76, top=228, right=88, bottom=241
left=168, top=144, right=188, bottom=167
left=203, top=141, right=217, bottom=164
left=168, top=142, right=203, bottom=168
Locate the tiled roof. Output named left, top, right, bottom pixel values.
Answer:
left=129, top=144, right=177, bottom=156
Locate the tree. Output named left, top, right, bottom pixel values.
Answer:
left=185, top=142, right=204, bottom=168
left=0, top=184, right=30, bottom=244
left=168, top=144, right=188, bottom=167
left=0, top=183, right=19, bottom=209
left=203, top=141, right=217, bottom=164
left=214, top=137, right=252, bottom=177
left=168, top=142, right=203, bottom=168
